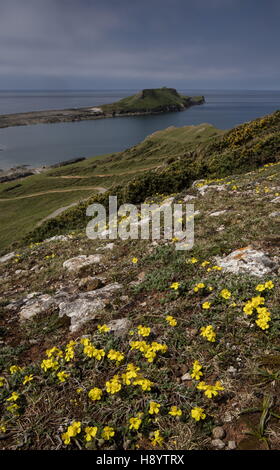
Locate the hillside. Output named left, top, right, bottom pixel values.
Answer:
left=0, top=110, right=280, bottom=451
left=100, top=87, right=205, bottom=114
left=0, top=123, right=222, bottom=252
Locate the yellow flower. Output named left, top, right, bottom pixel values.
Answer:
left=6, top=403, right=19, bottom=413
left=41, top=358, right=59, bottom=372
left=84, top=426, right=98, bottom=442
left=88, top=387, right=103, bottom=401
left=97, top=324, right=111, bottom=333
left=23, top=374, right=34, bottom=385
left=137, top=325, right=151, bottom=337
left=46, top=346, right=63, bottom=358
left=194, top=282, right=205, bottom=292
left=189, top=257, right=198, bottom=264
left=57, top=371, right=70, bottom=383
left=132, top=257, right=138, bottom=264
left=0, top=377, right=5, bottom=387
left=0, top=424, right=6, bottom=433
left=165, top=315, right=177, bottom=326
left=243, top=302, right=254, bottom=315
left=202, top=301, right=211, bottom=309
left=197, top=381, right=224, bottom=398
left=220, top=289, right=231, bottom=299
left=129, top=416, right=142, bottom=430
left=256, top=284, right=266, bottom=292
left=264, top=280, right=274, bottom=290
left=150, top=430, right=164, bottom=447
left=67, top=421, right=81, bottom=437
left=10, top=365, right=22, bottom=375
left=149, top=401, right=161, bottom=415
left=168, top=406, right=182, bottom=417
left=201, top=261, right=210, bottom=267
left=102, top=426, right=115, bottom=440
left=191, top=360, right=203, bottom=380
left=191, top=407, right=206, bottom=421
left=106, top=375, right=122, bottom=394
left=212, top=265, right=222, bottom=271
left=170, top=282, right=180, bottom=290
left=200, top=325, right=216, bottom=342
left=107, top=349, right=125, bottom=362
left=62, top=421, right=81, bottom=445
left=6, top=392, right=20, bottom=402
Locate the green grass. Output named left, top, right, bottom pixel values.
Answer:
left=0, top=123, right=222, bottom=253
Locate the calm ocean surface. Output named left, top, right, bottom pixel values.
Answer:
left=1, top=89, right=280, bottom=170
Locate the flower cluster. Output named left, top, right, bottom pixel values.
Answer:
left=200, top=325, right=216, bottom=342
left=130, top=340, right=168, bottom=363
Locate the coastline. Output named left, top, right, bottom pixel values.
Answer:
left=0, top=97, right=205, bottom=129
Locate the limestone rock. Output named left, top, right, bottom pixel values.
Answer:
left=19, top=294, right=55, bottom=320
left=211, top=439, right=226, bottom=449
left=227, top=440, right=237, bottom=450
left=212, top=427, right=226, bottom=439
left=0, top=252, right=15, bottom=263
left=63, top=254, right=103, bottom=273
left=44, top=235, right=70, bottom=243
left=78, top=276, right=105, bottom=291
left=269, top=211, right=280, bottom=217
left=210, top=210, right=227, bottom=217
left=215, top=246, right=277, bottom=277
left=58, top=283, right=122, bottom=332
left=107, top=317, right=131, bottom=337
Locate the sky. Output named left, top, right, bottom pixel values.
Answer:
left=0, top=0, right=280, bottom=90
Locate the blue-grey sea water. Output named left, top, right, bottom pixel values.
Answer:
left=0, top=89, right=280, bottom=170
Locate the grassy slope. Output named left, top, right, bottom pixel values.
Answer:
left=0, top=161, right=279, bottom=450
left=0, top=123, right=221, bottom=253
left=21, top=110, right=280, bottom=247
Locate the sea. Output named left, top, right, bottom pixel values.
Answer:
left=0, top=89, right=280, bottom=170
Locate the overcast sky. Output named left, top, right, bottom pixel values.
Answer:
left=0, top=0, right=279, bottom=90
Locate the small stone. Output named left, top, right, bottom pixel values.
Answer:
left=0, top=252, right=15, bottom=263
left=181, top=372, right=192, bottom=381
left=269, top=211, right=280, bottom=218
left=211, top=439, right=226, bottom=449
left=227, top=366, right=237, bottom=375
left=212, top=426, right=226, bottom=439
left=78, top=276, right=104, bottom=291
left=63, top=254, right=103, bottom=273
left=210, top=210, right=227, bottom=217
left=227, top=440, right=237, bottom=450
left=107, top=317, right=131, bottom=337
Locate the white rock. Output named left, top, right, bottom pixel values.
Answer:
left=181, top=372, right=192, bottom=381
left=63, top=254, right=103, bottom=272
left=0, top=252, right=15, bottom=263
left=269, top=211, right=280, bottom=218
left=212, top=427, right=226, bottom=439
left=183, top=195, right=196, bottom=201
left=96, top=243, right=115, bottom=251
left=217, top=225, right=225, bottom=232
left=58, top=283, right=122, bottom=332
left=271, top=196, right=280, bottom=203
left=211, top=439, right=225, bottom=449
left=44, top=235, right=70, bottom=243
left=210, top=210, right=227, bottom=217
left=107, top=317, right=131, bottom=337
left=227, top=440, right=237, bottom=450
left=215, top=246, right=277, bottom=277
left=19, top=294, right=54, bottom=320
